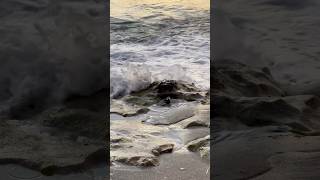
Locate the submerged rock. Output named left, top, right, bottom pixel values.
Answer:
left=143, top=103, right=196, bottom=125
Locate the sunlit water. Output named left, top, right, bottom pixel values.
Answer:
left=110, top=0, right=210, bottom=98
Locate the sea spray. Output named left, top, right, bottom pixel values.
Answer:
left=111, top=63, right=152, bottom=98
left=110, top=1, right=209, bottom=99
left=110, top=63, right=195, bottom=98
left=0, top=6, right=107, bottom=118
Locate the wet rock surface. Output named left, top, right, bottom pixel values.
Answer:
left=176, top=104, right=210, bottom=128
left=212, top=60, right=285, bottom=97
left=112, top=156, right=159, bottom=167
left=111, top=80, right=206, bottom=110
left=212, top=59, right=320, bottom=179
left=110, top=80, right=210, bottom=172
left=0, top=0, right=107, bottom=176
left=151, top=144, right=174, bottom=156
left=111, top=99, right=149, bottom=117
left=0, top=0, right=110, bottom=178
left=0, top=91, right=106, bottom=176
left=187, top=135, right=210, bottom=152
left=186, top=135, right=210, bottom=161
left=143, top=103, right=197, bottom=125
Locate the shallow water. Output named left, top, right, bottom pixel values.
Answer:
left=111, top=101, right=209, bottom=149
left=145, top=102, right=197, bottom=124
left=110, top=0, right=210, bottom=98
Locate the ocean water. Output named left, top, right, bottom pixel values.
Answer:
left=110, top=0, right=210, bottom=98
left=0, top=1, right=107, bottom=117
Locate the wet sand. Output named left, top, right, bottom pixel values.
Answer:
left=213, top=127, right=320, bottom=180
left=0, top=165, right=107, bottom=180
left=111, top=152, right=209, bottom=180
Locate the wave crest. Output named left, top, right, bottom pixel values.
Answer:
left=110, top=63, right=193, bottom=98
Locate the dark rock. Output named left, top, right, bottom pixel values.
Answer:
left=239, top=99, right=300, bottom=126
left=164, top=97, right=171, bottom=105
left=118, top=80, right=205, bottom=109
left=184, top=121, right=208, bottom=128
left=212, top=59, right=285, bottom=97
left=213, top=95, right=320, bottom=131
left=156, top=80, right=178, bottom=94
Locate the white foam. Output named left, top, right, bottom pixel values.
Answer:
left=110, top=63, right=201, bottom=98
left=110, top=63, right=152, bottom=98
left=110, top=1, right=210, bottom=98
left=111, top=27, right=210, bottom=97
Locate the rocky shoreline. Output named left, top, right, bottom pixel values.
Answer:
left=0, top=0, right=107, bottom=178
left=213, top=0, right=320, bottom=178
left=0, top=90, right=107, bottom=176
left=110, top=80, right=210, bottom=179
left=212, top=60, right=320, bottom=180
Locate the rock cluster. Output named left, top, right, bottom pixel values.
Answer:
left=212, top=59, right=320, bottom=179
left=110, top=80, right=210, bottom=167
left=213, top=60, right=320, bottom=134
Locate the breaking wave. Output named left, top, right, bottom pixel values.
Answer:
left=110, top=2, right=210, bottom=98
left=110, top=63, right=194, bottom=98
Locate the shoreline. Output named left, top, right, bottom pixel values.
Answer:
left=110, top=80, right=210, bottom=179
